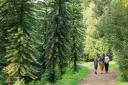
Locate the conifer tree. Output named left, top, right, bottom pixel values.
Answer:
left=0, top=27, right=7, bottom=70
left=45, top=0, right=70, bottom=82
left=68, top=0, right=85, bottom=71
left=1, top=0, right=40, bottom=82
left=38, top=1, right=49, bottom=73
left=0, top=0, right=8, bottom=70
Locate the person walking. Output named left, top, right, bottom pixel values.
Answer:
left=104, top=54, right=110, bottom=73
left=94, top=54, right=100, bottom=74
left=99, top=54, right=105, bottom=74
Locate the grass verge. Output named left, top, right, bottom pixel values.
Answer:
left=55, top=64, right=90, bottom=85
left=27, top=63, right=90, bottom=85
left=110, top=61, right=128, bottom=85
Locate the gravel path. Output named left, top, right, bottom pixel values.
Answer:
left=78, top=64, right=117, bottom=85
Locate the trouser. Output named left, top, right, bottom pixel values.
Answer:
left=94, top=63, right=98, bottom=70
left=105, top=63, right=109, bottom=72
left=99, top=62, right=104, bottom=73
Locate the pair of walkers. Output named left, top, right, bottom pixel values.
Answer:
left=94, top=53, right=109, bottom=74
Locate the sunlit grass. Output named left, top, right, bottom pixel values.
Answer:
left=110, top=61, right=118, bottom=70
left=55, top=64, right=90, bottom=85
left=26, top=63, right=90, bottom=85
left=116, top=77, right=128, bottom=85
left=110, top=61, right=128, bottom=85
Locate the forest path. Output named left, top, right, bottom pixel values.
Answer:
left=78, top=63, right=117, bottom=85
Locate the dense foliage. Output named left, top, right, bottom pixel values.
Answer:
left=95, top=0, right=128, bottom=81
left=44, top=0, right=70, bottom=82
left=0, top=0, right=85, bottom=84
left=0, top=0, right=128, bottom=84
left=68, top=0, right=85, bottom=71
left=1, top=1, right=42, bottom=84
left=85, top=0, right=128, bottom=81
left=85, top=0, right=112, bottom=60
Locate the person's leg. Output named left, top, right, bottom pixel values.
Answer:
left=105, top=63, right=107, bottom=73
left=106, top=63, right=109, bottom=73
left=99, top=63, right=102, bottom=73
left=94, top=64, right=98, bottom=74
left=101, top=63, right=104, bottom=74
left=102, top=63, right=105, bottom=71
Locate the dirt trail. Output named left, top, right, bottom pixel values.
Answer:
left=78, top=64, right=117, bottom=85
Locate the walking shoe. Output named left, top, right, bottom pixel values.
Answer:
left=95, top=71, right=97, bottom=74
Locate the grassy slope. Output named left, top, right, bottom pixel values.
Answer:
left=110, top=61, right=128, bottom=85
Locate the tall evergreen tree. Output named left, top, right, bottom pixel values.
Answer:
left=38, top=1, right=49, bottom=73
left=68, top=0, right=85, bottom=71
left=45, top=0, right=70, bottom=82
left=0, top=0, right=8, bottom=70
left=30, top=1, right=48, bottom=78
left=1, top=0, right=40, bottom=83
left=0, top=26, right=7, bottom=70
